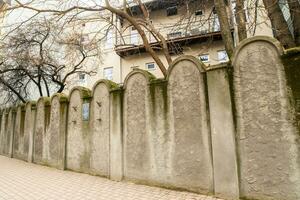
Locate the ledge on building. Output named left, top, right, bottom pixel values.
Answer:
left=115, top=31, right=227, bottom=57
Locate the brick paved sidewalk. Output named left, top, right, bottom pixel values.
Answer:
left=0, top=156, right=223, bottom=200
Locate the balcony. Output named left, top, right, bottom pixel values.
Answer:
left=115, top=17, right=228, bottom=57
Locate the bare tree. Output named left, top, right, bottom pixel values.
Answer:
left=0, top=19, right=98, bottom=104
left=214, top=0, right=235, bottom=57
left=3, top=0, right=233, bottom=76
left=235, top=0, right=248, bottom=41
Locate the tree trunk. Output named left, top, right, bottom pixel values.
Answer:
left=287, top=0, right=300, bottom=45
left=262, top=0, right=296, bottom=48
left=235, top=0, right=247, bottom=41
left=104, top=0, right=168, bottom=76
left=214, top=0, right=235, bottom=58
left=136, top=0, right=173, bottom=65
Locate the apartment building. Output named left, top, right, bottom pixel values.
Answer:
left=81, top=0, right=273, bottom=88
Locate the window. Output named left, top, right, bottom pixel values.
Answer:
left=104, top=67, right=113, bottom=80
left=199, top=54, right=209, bottom=63
left=79, top=73, right=86, bottom=81
left=195, top=10, right=203, bottom=16
left=78, top=73, right=87, bottom=86
left=213, top=15, right=220, bottom=31
left=131, top=27, right=139, bottom=45
left=167, top=6, right=178, bottom=16
left=218, top=50, right=229, bottom=63
left=105, top=29, right=114, bottom=49
left=146, top=62, right=155, bottom=70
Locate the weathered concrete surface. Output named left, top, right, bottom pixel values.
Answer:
left=4, top=108, right=15, bottom=157
left=207, top=66, right=239, bottom=200
left=33, top=97, right=51, bottom=165
left=13, top=102, right=36, bottom=162
left=167, top=56, right=213, bottom=194
left=13, top=105, right=25, bottom=160
left=148, top=79, right=171, bottom=186
left=25, top=102, right=36, bottom=163
left=123, top=70, right=153, bottom=182
left=0, top=109, right=7, bottom=155
left=109, top=88, right=123, bottom=181
left=281, top=47, right=300, bottom=130
left=66, top=87, right=91, bottom=173
left=233, top=36, right=300, bottom=200
left=47, top=94, right=68, bottom=169
left=0, top=110, right=2, bottom=152
left=90, top=81, right=111, bottom=177
left=0, top=109, right=12, bottom=156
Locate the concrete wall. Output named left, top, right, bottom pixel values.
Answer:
left=47, top=94, right=68, bottom=169
left=0, top=36, right=299, bottom=200
left=66, top=87, right=92, bottom=173
left=13, top=102, right=36, bottom=162
left=33, top=97, right=51, bottom=165
left=0, top=108, right=15, bottom=157
left=233, top=36, right=300, bottom=200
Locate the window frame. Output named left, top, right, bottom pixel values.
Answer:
left=217, top=50, right=229, bottom=63
left=103, top=67, right=114, bottom=81
left=199, top=54, right=210, bottom=63
left=145, top=62, right=156, bottom=71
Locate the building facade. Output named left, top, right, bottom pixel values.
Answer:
left=78, top=0, right=273, bottom=88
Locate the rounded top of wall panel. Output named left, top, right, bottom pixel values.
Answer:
left=232, top=36, right=283, bottom=66
left=167, top=55, right=207, bottom=81
left=25, top=101, right=37, bottom=110
left=92, top=79, right=121, bottom=94
left=37, top=97, right=51, bottom=106
left=51, top=93, right=69, bottom=103
left=69, top=86, right=92, bottom=100
left=0, top=108, right=8, bottom=114
left=6, top=107, right=17, bottom=113
left=16, top=103, right=26, bottom=111
left=123, top=68, right=156, bottom=90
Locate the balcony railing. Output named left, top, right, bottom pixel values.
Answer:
left=116, top=17, right=221, bottom=49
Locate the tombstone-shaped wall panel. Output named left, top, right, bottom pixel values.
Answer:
left=0, top=110, right=2, bottom=136
left=167, top=56, right=213, bottom=193
left=47, top=94, right=68, bottom=169
left=123, top=70, right=153, bottom=182
left=24, top=102, right=36, bottom=162
left=66, top=87, right=92, bottom=173
left=13, top=104, right=27, bottom=161
left=0, top=109, right=8, bottom=155
left=33, top=97, right=51, bottom=165
left=233, top=36, right=300, bottom=200
left=3, top=108, right=16, bottom=157
left=90, top=81, right=113, bottom=177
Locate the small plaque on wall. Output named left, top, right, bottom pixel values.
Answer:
left=82, top=103, right=90, bottom=121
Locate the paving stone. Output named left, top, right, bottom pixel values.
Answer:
left=0, top=156, right=223, bottom=200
